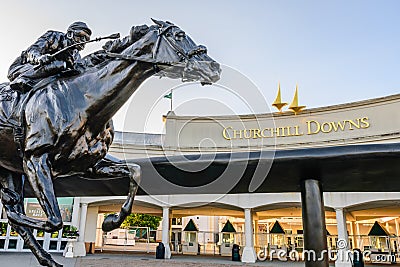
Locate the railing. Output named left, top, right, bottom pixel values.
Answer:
left=94, top=228, right=400, bottom=262
left=0, top=219, right=72, bottom=252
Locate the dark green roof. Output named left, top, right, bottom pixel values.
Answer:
left=270, top=221, right=285, bottom=234
left=221, top=220, right=236, bottom=233
left=368, top=221, right=390, bottom=236
left=183, top=219, right=199, bottom=232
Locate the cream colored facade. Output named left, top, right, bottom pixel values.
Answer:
left=85, top=94, right=400, bottom=263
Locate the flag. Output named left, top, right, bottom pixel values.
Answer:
left=164, top=92, right=172, bottom=99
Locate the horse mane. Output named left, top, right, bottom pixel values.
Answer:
left=81, top=24, right=157, bottom=69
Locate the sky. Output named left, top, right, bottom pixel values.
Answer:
left=1, top=1, right=400, bottom=133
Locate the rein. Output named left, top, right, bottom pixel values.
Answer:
left=104, top=25, right=194, bottom=67
left=104, top=51, right=160, bottom=64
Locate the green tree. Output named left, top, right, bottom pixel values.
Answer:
left=121, top=213, right=162, bottom=230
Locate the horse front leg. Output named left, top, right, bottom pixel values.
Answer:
left=86, top=156, right=141, bottom=232
left=9, top=222, right=62, bottom=267
left=8, top=201, right=62, bottom=267
left=23, top=153, right=63, bottom=232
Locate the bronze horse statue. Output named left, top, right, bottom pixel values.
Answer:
left=0, top=19, right=221, bottom=266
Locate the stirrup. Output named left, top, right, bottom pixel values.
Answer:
left=14, top=126, right=25, bottom=158
left=10, top=78, right=33, bottom=93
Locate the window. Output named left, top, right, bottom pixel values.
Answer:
left=172, top=218, right=182, bottom=225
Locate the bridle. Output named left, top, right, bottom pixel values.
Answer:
left=105, top=25, right=206, bottom=68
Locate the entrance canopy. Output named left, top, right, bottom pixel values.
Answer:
left=43, top=142, right=400, bottom=197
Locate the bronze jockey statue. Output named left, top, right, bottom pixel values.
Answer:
left=8, top=21, right=92, bottom=93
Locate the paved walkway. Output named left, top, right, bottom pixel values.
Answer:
left=0, top=251, right=396, bottom=267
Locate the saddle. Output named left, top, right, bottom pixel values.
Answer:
left=0, top=76, right=58, bottom=157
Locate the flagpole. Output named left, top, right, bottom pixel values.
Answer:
left=170, top=89, right=173, bottom=111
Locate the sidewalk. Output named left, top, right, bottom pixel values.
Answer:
left=0, top=251, right=396, bottom=267
left=0, top=252, right=305, bottom=267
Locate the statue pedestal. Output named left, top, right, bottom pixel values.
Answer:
left=63, top=239, right=86, bottom=258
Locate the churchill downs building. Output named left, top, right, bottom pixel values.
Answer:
left=1, top=93, right=400, bottom=266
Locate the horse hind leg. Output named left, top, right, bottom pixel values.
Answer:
left=102, top=163, right=140, bottom=231
left=0, top=170, right=50, bottom=231
left=0, top=172, right=62, bottom=267
left=86, top=157, right=141, bottom=232
left=1, top=187, right=51, bottom=230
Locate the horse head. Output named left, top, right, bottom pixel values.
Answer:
left=113, top=19, right=221, bottom=85
left=151, top=19, right=221, bottom=84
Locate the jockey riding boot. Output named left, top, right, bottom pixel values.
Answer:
left=9, top=77, right=34, bottom=93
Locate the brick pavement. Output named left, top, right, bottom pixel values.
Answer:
left=1, top=252, right=396, bottom=267
left=75, top=254, right=305, bottom=267
left=77, top=257, right=247, bottom=267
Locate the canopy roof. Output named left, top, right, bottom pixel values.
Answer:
left=25, top=143, right=400, bottom=197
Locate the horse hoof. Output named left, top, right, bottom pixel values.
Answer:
left=102, top=213, right=118, bottom=232
left=39, top=258, right=63, bottom=267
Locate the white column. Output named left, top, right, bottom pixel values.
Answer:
left=335, top=208, right=351, bottom=267
left=349, top=222, right=355, bottom=249
left=355, top=222, right=361, bottom=249
left=254, top=219, right=259, bottom=249
left=74, top=203, right=88, bottom=257
left=395, top=218, right=399, bottom=250
left=71, top=197, right=81, bottom=227
left=266, top=222, right=270, bottom=247
left=242, top=208, right=256, bottom=263
left=78, top=203, right=88, bottom=242
left=162, top=207, right=171, bottom=259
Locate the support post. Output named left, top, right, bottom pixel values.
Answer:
left=71, top=197, right=81, bottom=228
left=395, top=218, right=399, bottom=253
left=349, top=221, right=355, bottom=249
left=74, top=203, right=88, bottom=257
left=335, top=208, right=351, bottom=267
left=162, top=207, right=171, bottom=259
left=242, top=208, right=257, bottom=263
left=266, top=222, right=270, bottom=247
left=301, top=179, right=329, bottom=267
left=355, top=222, right=361, bottom=249
left=254, top=219, right=259, bottom=250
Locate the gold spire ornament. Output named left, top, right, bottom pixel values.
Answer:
left=288, top=84, right=306, bottom=115
left=272, top=82, right=288, bottom=112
